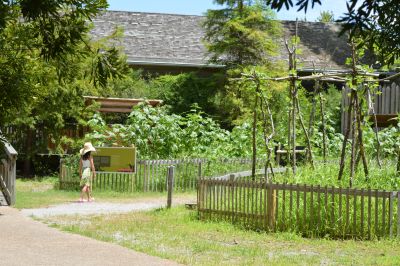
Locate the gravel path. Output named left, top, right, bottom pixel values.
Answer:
left=21, top=201, right=167, bottom=217
left=21, top=195, right=196, bottom=218
left=0, top=206, right=183, bottom=266
left=2, top=197, right=195, bottom=265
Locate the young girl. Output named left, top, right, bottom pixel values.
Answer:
left=79, top=142, right=96, bottom=202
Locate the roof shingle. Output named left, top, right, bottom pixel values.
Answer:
left=91, top=11, right=352, bottom=70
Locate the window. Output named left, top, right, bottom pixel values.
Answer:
left=93, top=156, right=111, bottom=168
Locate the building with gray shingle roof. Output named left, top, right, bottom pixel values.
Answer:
left=90, top=10, right=353, bottom=74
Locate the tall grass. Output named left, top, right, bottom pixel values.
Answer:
left=274, top=159, right=400, bottom=191
left=199, top=159, right=400, bottom=239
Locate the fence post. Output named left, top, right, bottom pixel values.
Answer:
left=267, top=179, right=276, bottom=230
left=198, top=177, right=203, bottom=220
left=230, top=174, right=235, bottom=223
left=59, top=158, right=64, bottom=190
left=167, top=166, right=175, bottom=208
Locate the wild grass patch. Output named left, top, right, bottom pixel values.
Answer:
left=41, top=206, right=400, bottom=265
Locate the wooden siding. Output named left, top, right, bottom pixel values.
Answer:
left=341, top=81, right=400, bottom=133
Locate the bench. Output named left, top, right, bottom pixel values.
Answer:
left=275, top=145, right=307, bottom=166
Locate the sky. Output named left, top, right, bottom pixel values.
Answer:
left=107, top=0, right=350, bottom=21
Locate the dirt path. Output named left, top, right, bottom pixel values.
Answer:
left=0, top=196, right=195, bottom=266
left=21, top=195, right=196, bottom=218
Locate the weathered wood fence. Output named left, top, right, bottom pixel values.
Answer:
left=136, top=158, right=268, bottom=191
left=0, top=141, right=18, bottom=205
left=60, top=158, right=267, bottom=192
left=60, top=164, right=135, bottom=192
left=198, top=176, right=400, bottom=239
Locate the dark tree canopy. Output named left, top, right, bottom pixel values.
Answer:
left=0, top=0, right=127, bottom=149
left=0, top=0, right=108, bottom=60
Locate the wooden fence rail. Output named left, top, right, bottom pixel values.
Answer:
left=60, top=158, right=269, bottom=192
left=0, top=141, right=17, bottom=205
left=198, top=177, right=400, bottom=239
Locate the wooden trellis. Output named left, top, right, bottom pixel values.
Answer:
left=238, top=32, right=400, bottom=184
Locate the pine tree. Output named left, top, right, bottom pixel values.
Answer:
left=203, top=0, right=281, bottom=69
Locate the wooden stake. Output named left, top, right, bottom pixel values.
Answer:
left=252, top=83, right=258, bottom=179
left=167, top=166, right=174, bottom=208
left=295, top=95, right=314, bottom=167
left=338, top=91, right=354, bottom=181
left=319, top=92, right=327, bottom=163
left=368, top=86, right=382, bottom=169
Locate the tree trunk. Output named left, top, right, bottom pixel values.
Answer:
left=307, top=80, right=319, bottom=161
left=338, top=90, right=354, bottom=181
left=355, top=93, right=369, bottom=180
left=369, top=87, right=382, bottom=168
left=308, top=80, right=319, bottom=137
left=319, top=92, right=327, bottom=163
left=291, top=81, right=297, bottom=174
left=287, top=87, right=292, bottom=167
left=252, top=92, right=258, bottom=179
left=259, top=87, right=275, bottom=181
left=349, top=97, right=357, bottom=187
left=295, top=96, right=314, bottom=167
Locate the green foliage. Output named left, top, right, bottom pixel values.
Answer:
left=85, top=103, right=260, bottom=159
left=87, top=104, right=183, bottom=158
left=0, top=5, right=129, bottom=159
left=8, top=0, right=108, bottom=61
left=106, top=69, right=158, bottom=99
left=203, top=0, right=282, bottom=68
left=0, top=1, right=127, bottom=124
left=152, top=73, right=224, bottom=117
left=316, top=10, right=334, bottom=22
left=265, top=0, right=323, bottom=12
left=203, top=2, right=284, bottom=128
left=181, top=108, right=230, bottom=158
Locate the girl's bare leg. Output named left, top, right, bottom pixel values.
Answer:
left=85, top=186, right=90, bottom=201
left=80, top=186, right=86, bottom=202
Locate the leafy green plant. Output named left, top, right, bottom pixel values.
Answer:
left=85, top=103, right=265, bottom=159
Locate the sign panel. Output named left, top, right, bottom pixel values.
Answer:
left=93, top=146, right=136, bottom=172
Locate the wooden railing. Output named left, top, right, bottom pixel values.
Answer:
left=198, top=174, right=400, bottom=239
left=0, top=141, right=18, bottom=205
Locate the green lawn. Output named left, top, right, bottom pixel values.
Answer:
left=40, top=207, right=400, bottom=266
left=14, top=177, right=191, bottom=209
left=16, top=176, right=400, bottom=265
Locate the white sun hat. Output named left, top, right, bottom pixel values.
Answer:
left=80, top=142, right=96, bottom=155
